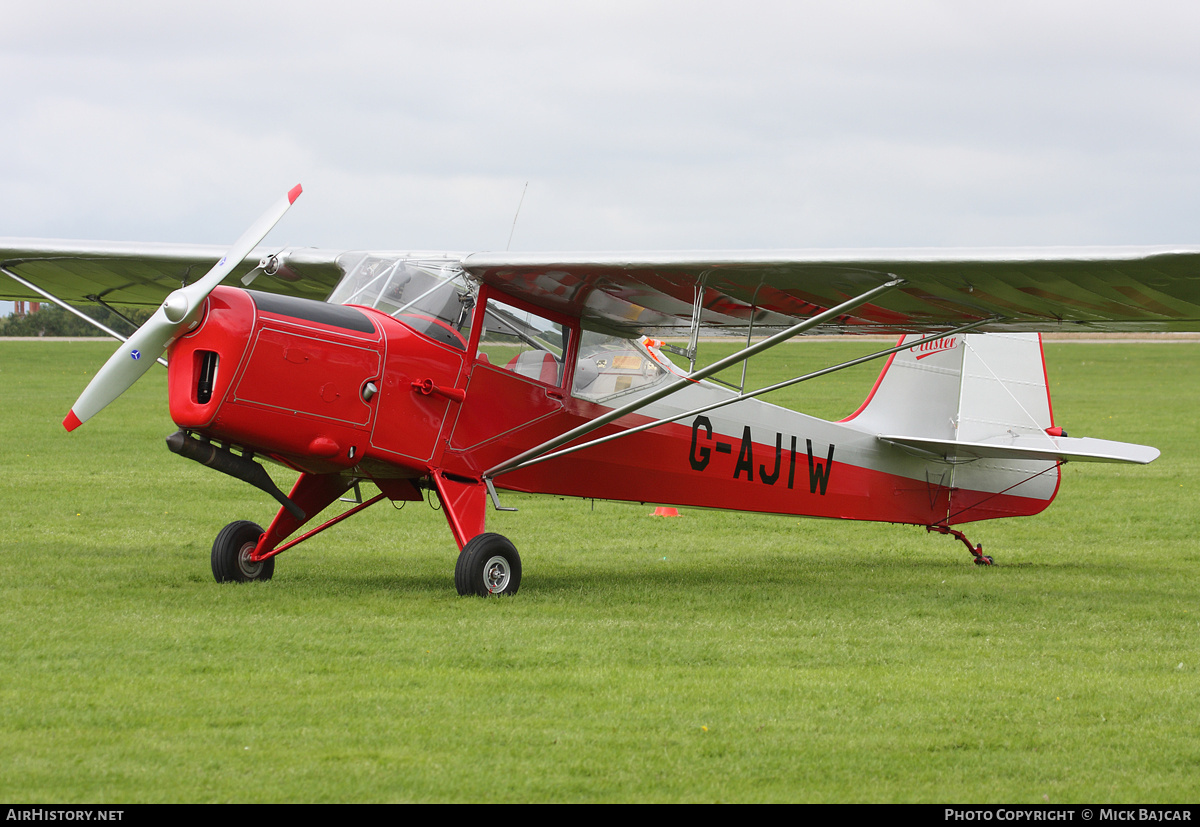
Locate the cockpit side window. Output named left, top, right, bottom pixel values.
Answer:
left=472, top=293, right=573, bottom=388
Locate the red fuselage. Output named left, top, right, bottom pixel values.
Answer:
left=167, top=285, right=1057, bottom=535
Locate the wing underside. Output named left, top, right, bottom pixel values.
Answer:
left=462, top=246, right=1200, bottom=336
left=7, top=239, right=1200, bottom=337
left=0, top=240, right=347, bottom=307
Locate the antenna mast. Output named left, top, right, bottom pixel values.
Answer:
left=506, top=182, right=529, bottom=251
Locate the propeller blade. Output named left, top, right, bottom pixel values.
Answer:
left=62, top=304, right=179, bottom=431
left=63, top=184, right=302, bottom=432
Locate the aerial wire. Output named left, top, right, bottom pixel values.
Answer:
left=506, top=181, right=528, bottom=251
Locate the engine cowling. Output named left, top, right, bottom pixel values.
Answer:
left=167, top=286, right=465, bottom=477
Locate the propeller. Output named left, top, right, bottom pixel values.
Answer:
left=63, top=184, right=302, bottom=432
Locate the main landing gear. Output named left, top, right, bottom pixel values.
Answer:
left=455, top=533, right=522, bottom=597
left=210, top=517, right=523, bottom=596
left=212, top=520, right=274, bottom=582
left=926, top=524, right=994, bottom=566
left=207, top=472, right=520, bottom=594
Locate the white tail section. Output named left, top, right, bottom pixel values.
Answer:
left=847, top=332, right=1157, bottom=465
left=844, top=331, right=980, bottom=440
left=956, top=332, right=1053, bottom=443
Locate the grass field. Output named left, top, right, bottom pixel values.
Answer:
left=1, top=338, right=1198, bottom=803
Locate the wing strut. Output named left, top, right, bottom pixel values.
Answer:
left=655, top=281, right=706, bottom=372
left=0, top=265, right=169, bottom=367
left=483, top=277, right=907, bottom=486
left=490, top=319, right=994, bottom=479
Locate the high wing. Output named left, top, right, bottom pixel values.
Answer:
left=0, top=239, right=347, bottom=307
left=7, top=239, right=1200, bottom=336
left=462, top=247, right=1200, bottom=335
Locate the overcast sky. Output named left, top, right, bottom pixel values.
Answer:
left=3, top=0, right=1200, bottom=318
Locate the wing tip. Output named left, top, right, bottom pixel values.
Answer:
left=63, top=410, right=82, bottom=432
left=288, top=184, right=303, bottom=204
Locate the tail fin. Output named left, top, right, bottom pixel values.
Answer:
left=845, top=332, right=1157, bottom=465
left=843, top=332, right=1157, bottom=524
left=844, top=331, right=1051, bottom=439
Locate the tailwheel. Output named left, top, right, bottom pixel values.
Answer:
left=455, top=533, right=521, bottom=597
left=212, top=520, right=274, bottom=583
left=926, top=524, right=993, bottom=566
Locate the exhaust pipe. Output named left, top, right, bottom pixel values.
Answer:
left=166, top=430, right=305, bottom=521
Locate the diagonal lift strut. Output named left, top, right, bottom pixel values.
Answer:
left=482, top=277, right=928, bottom=496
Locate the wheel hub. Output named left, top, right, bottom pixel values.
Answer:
left=482, top=555, right=510, bottom=593
left=236, top=542, right=265, bottom=579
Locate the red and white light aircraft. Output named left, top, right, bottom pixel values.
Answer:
left=3, top=186, right=1195, bottom=594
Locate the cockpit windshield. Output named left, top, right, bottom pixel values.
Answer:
left=328, top=253, right=473, bottom=349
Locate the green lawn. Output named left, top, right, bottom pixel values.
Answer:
left=0, top=338, right=1197, bottom=802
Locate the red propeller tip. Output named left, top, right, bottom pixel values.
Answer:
left=63, top=410, right=82, bottom=432
left=288, top=184, right=303, bottom=204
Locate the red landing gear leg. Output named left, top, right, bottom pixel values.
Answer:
left=926, top=525, right=994, bottom=565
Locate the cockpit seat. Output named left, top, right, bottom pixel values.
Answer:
left=506, top=351, right=560, bottom=385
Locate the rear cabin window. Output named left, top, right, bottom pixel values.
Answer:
left=571, top=331, right=670, bottom=403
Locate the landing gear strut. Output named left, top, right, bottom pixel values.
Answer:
left=926, top=524, right=994, bottom=566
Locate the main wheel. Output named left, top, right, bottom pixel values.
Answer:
left=211, top=520, right=274, bottom=583
left=455, top=533, right=521, bottom=597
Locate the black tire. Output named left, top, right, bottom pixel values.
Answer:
left=454, top=533, right=521, bottom=597
left=211, top=520, right=274, bottom=583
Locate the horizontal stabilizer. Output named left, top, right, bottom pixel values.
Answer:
left=877, top=433, right=1160, bottom=465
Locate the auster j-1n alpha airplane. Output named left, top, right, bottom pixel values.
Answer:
left=3, top=185, right=1194, bottom=595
